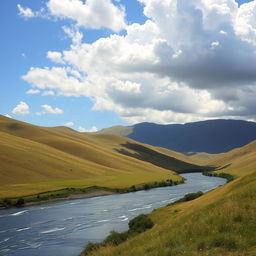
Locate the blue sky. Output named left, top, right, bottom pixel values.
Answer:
left=1, top=0, right=255, bottom=131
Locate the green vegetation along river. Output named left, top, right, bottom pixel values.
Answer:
left=0, top=173, right=225, bottom=256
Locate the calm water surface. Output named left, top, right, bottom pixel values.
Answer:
left=0, top=173, right=226, bottom=256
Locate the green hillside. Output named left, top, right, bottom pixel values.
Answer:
left=0, top=116, right=200, bottom=198
left=82, top=141, right=256, bottom=256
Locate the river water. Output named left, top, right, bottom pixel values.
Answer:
left=0, top=173, right=225, bottom=256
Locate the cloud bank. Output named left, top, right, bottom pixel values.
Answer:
left=22, top=0, right=256, bottom=124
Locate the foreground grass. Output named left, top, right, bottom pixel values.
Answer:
left=83, top=169, right=256, bottom=256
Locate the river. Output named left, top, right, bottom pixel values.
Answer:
left=0, top=173, right=226, bottom=256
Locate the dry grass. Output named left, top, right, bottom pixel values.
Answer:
left=0, top=116, right=188, bottom=198
left=83, top=141, right=256, bottom=256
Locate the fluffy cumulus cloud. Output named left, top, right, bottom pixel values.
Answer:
left=12, top=101, right=30, bottom=115
left=47, top=0, right=126, bottom=31
left=64, top=121, right=74, bottom=127
left=37, top=104, right=63, bottom=115
left=77, top=126, right=98, bottom=132
left=22, top=0, right=256, bottom=123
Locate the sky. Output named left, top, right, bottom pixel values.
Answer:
left=1, top=0, right=255, bottom=131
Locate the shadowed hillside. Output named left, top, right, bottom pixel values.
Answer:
left=114, top=142, right=205, bottom=173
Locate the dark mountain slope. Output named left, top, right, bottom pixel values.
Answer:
left=99, top=119, right=256, bottom=154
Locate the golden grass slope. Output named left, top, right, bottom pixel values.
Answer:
left=85, top=141, right=256, bottom=256
left=96, top=125, right=133, bottom=137
left=207, top=140, right=256, bottom=177
left=0, top=115, right=198, bottom=198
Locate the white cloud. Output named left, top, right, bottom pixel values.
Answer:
left=23, top=67, right=88, bottom=97
left=12, top=101, right=30, bottom=115
left=88, top=126, right=98, bottom=132
left=42, top=90, right=55, bottom=96
left=64, top=121, right=74, bottom=127
left=62, top=26, right=83, bottom=45
left=77, top=125, right=98, bottom=132
left=219, top=30, right=227, bottom=35
left=22, top=0, right=256, bottom=124
left=37, top=104, right=63, bottom=115
left=4, top=114, right=12, bottom=118
left=17, top=4, right=35, bottom=18
left=47, top=51, right=64, bottom=64
left=26, top=89, right=40, bottom=94
left=211, top=41, right=220, bottom=49
left=47, top=0, right=126, bottom=32
left=235, top=1, right=256, bottom=45
left=77, top=126, right=86, bottom=132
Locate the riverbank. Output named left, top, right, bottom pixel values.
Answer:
left=0, top=178, right=185, bottom=210
left=25, top=190, right=117, bottom=207
left=88, top=170, right=256, bottom=256
left=0, top=173, right=226, bottom=256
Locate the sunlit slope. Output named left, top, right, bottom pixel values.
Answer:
left=87, top=143, right=256, bottom=256
left=96, top=125, right=133, bottom=137
left=207, top=140, right=256, bottom=177
left=0, top=116, right=192, bottom=198
left=187, top=152, right=220, bottom=165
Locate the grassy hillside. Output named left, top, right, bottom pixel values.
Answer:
left=82, top=141, right=256, bottom=256
left=207, top=141, right=256, bottom=177
left=0, top=116, right=199, bottom=198
left=96, top=125, right=133, bottom=137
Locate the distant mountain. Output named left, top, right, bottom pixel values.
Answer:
left=98, top=119, right=256, bottom=154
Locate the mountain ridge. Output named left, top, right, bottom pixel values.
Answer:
left=98, top=119, right=256, bottom=154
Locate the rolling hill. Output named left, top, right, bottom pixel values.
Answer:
left=81, top=140, right=256, bottom=256
left=98, top=119, right=256, bottom=154
left=0, top=115, right=202, bottom=198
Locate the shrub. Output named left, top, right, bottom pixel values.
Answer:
left=82, top=214, right=154, bottom=255
left=128, top=214, right=154, bottom=233
left=3, top=198, right=12, bottom=208
left=104, top=231, right=129, bottom=246
left=143, top=184, right=150, bottom=190
left=130, top=185, right=136, bottom=192
left=16, top=198, right=25, bottom=207
left=184, top=191, right=203, bottom=201
left=83, top=242, right=102, bottom=255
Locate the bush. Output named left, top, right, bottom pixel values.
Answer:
left=16, top=198, right=25, bottom=207
left=104, top=231, right=129, bottom=246
left=3, top=198, right=12, bottom=208
left=128, top=214, right=154, bottom=233
left=184, top=191, right=203, bottom=201
left=169, top=191, right=204, bottom=206
left=143, top=184, right=150, bottom=190
left=203, top=171, right=234, bottom=182
left=83, top=242, right=102, bottom=255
